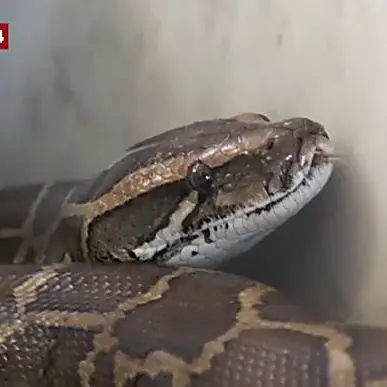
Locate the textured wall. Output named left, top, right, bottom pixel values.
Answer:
left=1, top=0, right=386, bottom=324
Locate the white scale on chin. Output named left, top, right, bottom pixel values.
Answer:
left=133, top=158, right=333, bottom=267
left=166, top=161, right=333, bottom=267
left=132, top=191, right=199, bottom=262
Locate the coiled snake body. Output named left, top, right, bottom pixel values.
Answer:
left=1, top=113, right=387, bottom=386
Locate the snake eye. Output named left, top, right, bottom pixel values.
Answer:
left=187, top=161, right=216, bottom=195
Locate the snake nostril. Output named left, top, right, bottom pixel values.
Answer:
left=266, top=139, right=275, bottom=151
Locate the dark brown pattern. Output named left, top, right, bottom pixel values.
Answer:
left=1, top=264, right=387, bottom=386
left=1, top=114, right=386, bottom=386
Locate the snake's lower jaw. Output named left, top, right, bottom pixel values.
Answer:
left=165, top=159, right=334, bottom=269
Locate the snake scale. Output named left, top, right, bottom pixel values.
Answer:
left=1, top=113, right=387, bottom=387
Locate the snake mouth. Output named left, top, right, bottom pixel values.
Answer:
left=279, top=136, right=333, bottom=195
left=311, top=147, right=331, bottom=168
left=312, top=136, right=334, bottom=166
left=306, top=135, right=334, bottom=177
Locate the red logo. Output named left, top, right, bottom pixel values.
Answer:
left=0, top=23, right=9, bottom=50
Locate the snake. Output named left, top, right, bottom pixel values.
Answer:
left=1, top=112, right=387, bottom=387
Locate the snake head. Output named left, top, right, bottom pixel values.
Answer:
left=73, top=115, right=334, bottom=267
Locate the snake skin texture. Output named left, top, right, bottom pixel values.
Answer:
left=2, top=263, right=387, bottom=387
left=1, top=114, right=386, bottom=386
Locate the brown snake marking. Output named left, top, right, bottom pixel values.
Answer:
left=2, top=263, right=387, bottom=386
left=0, top=181, right=79, bottom=264
left=1, top=114, right=387, bottom=386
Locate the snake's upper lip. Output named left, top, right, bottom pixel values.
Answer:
left=311, top=138, right=334, bottom=167
left=311, top=151, right=328, bottom=167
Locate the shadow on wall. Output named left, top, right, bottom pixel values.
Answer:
left=222, top=159, right=375, bottom=323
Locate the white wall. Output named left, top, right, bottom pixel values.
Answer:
left=1, top=0, right=387, bottom=324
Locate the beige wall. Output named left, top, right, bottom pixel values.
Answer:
left=2, top=0, right=386, bottom=324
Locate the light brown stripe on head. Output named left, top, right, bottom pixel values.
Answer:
left=63, top=120, right=282, bottom=220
